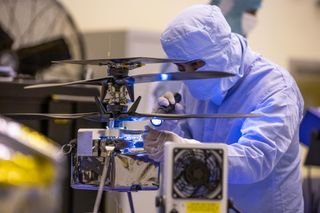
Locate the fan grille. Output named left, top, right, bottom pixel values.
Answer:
left=0, top=0, right=85, bottom=80
left=172, top=147, right=224, bottom=200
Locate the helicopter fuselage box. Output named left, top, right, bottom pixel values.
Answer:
left=71, top=128, right=159, bottom=191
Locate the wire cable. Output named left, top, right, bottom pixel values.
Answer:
left=93, top=151, right=111, bottom=213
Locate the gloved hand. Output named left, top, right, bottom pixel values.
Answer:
left=153, top=91, right=183, bottom=130
left=156, top=91, right=183, bottom=113
left=142, top=125, right=185, bottom=162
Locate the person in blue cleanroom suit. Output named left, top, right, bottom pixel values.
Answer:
left=143, top=4, right=304, bottom=213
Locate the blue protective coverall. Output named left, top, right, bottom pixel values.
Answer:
left=159, top=4, right=304, bottom=213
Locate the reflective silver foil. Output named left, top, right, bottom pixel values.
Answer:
left=71, top=128, right=159, bottom=191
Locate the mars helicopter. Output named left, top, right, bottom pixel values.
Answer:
left=4, top=57, right=262, bottom=213
left=6, top=57, right=259, bottom=124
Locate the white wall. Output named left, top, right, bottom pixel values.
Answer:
left=249, top=0, right=320, bottom=69
left=60, top=0, right=320, bottom=69
left=60, top=0, right=207, bottom=32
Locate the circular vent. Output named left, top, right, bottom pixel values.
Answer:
left=172, top=147, right=224, bottom=200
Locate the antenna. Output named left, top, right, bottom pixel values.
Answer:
left=107, top=33, right=111, bottom=59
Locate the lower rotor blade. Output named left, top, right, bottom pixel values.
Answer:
left=82, top=114, right=111, bottom=122
left=132, top=71, right=234, bottom=84
left=24, top=77, right=111, bottom=89
left=133, top=112, right=263, bottom=119
left=4, top=112, right=99, bottom=120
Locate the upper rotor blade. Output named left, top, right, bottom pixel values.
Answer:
left=132, top=71, right=234, bottom=83
left=134, top=112, right=264, bottom=119
left=25, top=71, right=234, bottom=89
left=53, top=57, right=188, bottom=66
left=24, top=77, right=111, bottom=89
left=4, top=112, right=99, bottom=120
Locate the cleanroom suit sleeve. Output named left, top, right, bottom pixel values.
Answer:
left=227, top=88, right=301, bottom=184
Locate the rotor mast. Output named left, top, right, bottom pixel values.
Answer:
left=103, top=63, right=143, bottom=125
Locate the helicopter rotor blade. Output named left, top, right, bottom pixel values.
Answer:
left=4, top=112, right=99, bottom=120
left=3, top=111, right=264, bottom=123
left=132, top=112, right=263, bottom=119
left=131, top=71, right=234, bottom=84
left=4, top=112, right=114, bottom=123
left=24, top=71, right=233, bottom=90
left=52, top=57, right=188, bottom=66
left=24, top=77, right=112, bottom=89
left=82, top=113, right=111, bottom=123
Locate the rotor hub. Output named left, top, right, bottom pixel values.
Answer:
left=108, top=63, right=143, bottom=71
left=105, top=82, right=128, bottom=105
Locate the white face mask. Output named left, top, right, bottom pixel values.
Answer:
left=241, top=12, right=258, bottom=36
left=184, top=63, right=227, bottom=105
left=185, top=78, right=222, bottom=102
